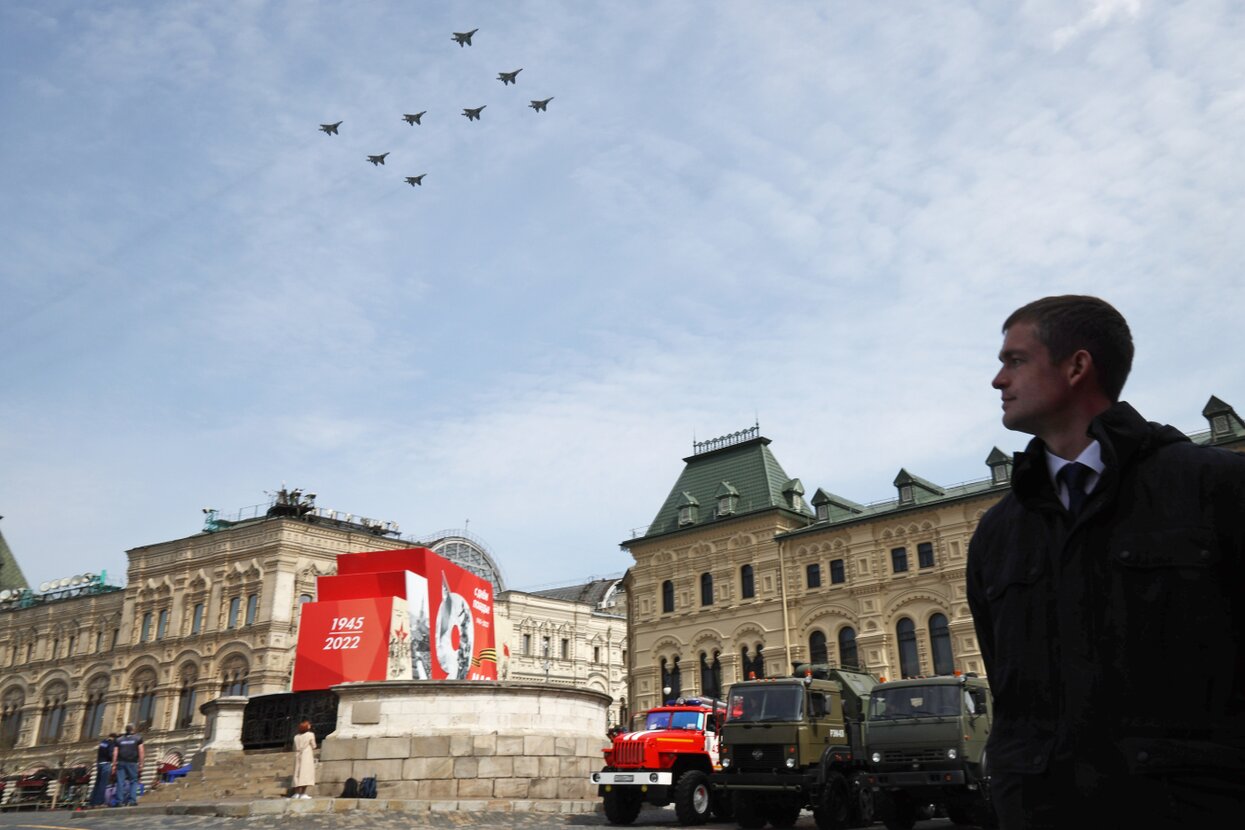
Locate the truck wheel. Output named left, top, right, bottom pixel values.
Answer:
left=847, top=772, right=874, bottom=827
left=603, top=788, right=643, bottom=825
left=674, top=771, right=712, bottom=825
left=880, top=792, right=917, bottom=830
left=768, top=794, right=802, bottom=828
left=813, top=770, right=849, bottom=830
left=712, top=791, right=736, bottom=821
left=733, top=792, right=765, bottom=829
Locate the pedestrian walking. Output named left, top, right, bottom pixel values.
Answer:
left=112, top=723, right=144, bottom=806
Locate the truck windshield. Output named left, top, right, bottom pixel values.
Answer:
left=727, top=686, right=804, bottom=723
left=645, top=711, right=704, bottom=730
left=869, top=685, right=962, bottom=720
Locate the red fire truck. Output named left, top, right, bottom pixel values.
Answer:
left=591, top=697, right=732, bottom=825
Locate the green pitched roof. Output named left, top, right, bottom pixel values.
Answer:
left=640, top=436, right=812, bottom=539
left=0, top=527, right=30, bottom=593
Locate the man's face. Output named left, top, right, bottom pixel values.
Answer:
left=992, top=322, right=1074, bottom=436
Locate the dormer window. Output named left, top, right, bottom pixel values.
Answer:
left=783, top=478, right=805, bottom=512
left=816, top=502, right=830, bottom=522
left=899, top=484, right=914, bottom=504
left=678, top=492, right=700, bottom=526
left=986, top=447, right=1013, bottom=484
left=715, top=482, right=739, bottom=517
left=1212, top=414, right=1229, bottom=436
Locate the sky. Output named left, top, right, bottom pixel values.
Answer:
left=2, top=0, right=1243, bottom=594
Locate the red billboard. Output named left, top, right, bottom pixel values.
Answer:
left=291, top=547, right=495, bottom=691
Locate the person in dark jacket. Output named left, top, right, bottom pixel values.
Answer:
left=967, top=295, right=1245, bottom=828
left=88, top=733, right=117, bottom=807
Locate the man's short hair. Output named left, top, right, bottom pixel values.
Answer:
left=124, top=723, right=134, bottom=733
left=1003, top=295, right=1134, bottom=401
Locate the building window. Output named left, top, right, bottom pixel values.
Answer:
left=560, top=638, right=570, bottom=660
left=38, top=687, right=67, bottom=744
left=522, top=633, right=532, bottom=656
left=809, top=631, right=828, bottom=664
left=806, top=563, right=821, bottom=589
left=80, top=677, right=108, bottom=740
left=661, top=580, right=675, bottom=614
left=838, top=627, right=858, bottom=669
left=593, top=646, right=601, bottom=663
left=918, top=542, right=935, bottom=569
left=891, top=547, right=909, bottom=574
left=830, top=559, right=845, bottom=585
left=930, top=613, right=954, bottom=675
left=140, top=612, right=153, bottom=643
left=0, top=689, right=24, bottom=750
left=700, top=573, right=714, bottom=606
left=897, top=618, right=920, bottom=678
left=220, top=655, right=249, bottom=697
left=298, top=593, right=313, bottom=605
left=95, top=630, right=104, bottom=652
left=740, top=565, right=755, bottom=599
left=191, top=603, right=205, bottom=635
left=67, top=635, right=76, bottom=656
left=816, top=502, right=830, bottom=522
left=176, top=665, right=198, bottom=729
left=131, top=672, right=157, bottom=732
left=245, top=594, right=259, bottom=626
left=716, top=482, right=739, bottom=517
left=541, top=636, right=551, bottom=658
left=51, top=639, right=60, bottom=660
left=156, top=609, right=169, bottom=640
left=227, top=597, right=241, bottom=629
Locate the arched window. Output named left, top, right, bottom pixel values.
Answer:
left=740, top=565, right=755, bottom=599
left=897, top=618, right=920, bottom=678
left=220, top=654, right=249, bottom=697
left=809, top=631, right=828, bottom=664
left=700, top=573, right=714, bottom=606
left=0, top=687, right=25, bottom=749
left=139, top=611, right=153, bottom=643
left=700, top=651, right=723, bottom=699
left=661, top=656, right=682, bottom=700
left=130, top=669, right=157, bottom=732
left=80, top=675, right=109, bottom=740
left=38, top=682, right=68, bottom=744
left=930, top=613, right=954, bottom=675
left=838, top=627, right=858, bottom=669
left=176, top=664, right=199, bottom=729
left=661, top=580, right=675, bottom=614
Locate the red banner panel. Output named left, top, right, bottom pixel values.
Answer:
left=291, top=596, right=410, bottom=691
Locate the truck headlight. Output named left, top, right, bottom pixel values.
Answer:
left=785, top=757, right=797, bottom=769
left=947, top=749, right=958, bottom=760
left=871, top=752, right=882, bottom=764
left=721, top=757, right=731, bottom=769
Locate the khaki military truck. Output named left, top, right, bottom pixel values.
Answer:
left=710, top=665, right=878, bottom=830
left=864, top=674, right=996, bottom=829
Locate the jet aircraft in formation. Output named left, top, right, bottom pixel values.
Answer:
left=367, top=153, right=389, bottom=166
left=405, top=175, right=426, bottom=187
left=452, top=29, right=478, bottom=47
left=497, top=68, right=522, bottom=85
left=462, top=106, right=486, bottom=121
left=528, top=97, right=553, bottom=112
left=403, top=112, right=426, bottom=125
left=319, top=121, right=342, bottom=135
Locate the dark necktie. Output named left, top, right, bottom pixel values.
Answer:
left=1058, top=462, right=1092, bottom=518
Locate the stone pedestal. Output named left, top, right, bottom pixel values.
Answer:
left=191, top=696, right=249, bottom=770
left=318, top=681, right=611, bottom=809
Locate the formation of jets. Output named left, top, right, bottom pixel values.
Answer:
left=318, top=27, right=554, bottom=190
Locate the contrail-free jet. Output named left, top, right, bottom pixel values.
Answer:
left=452, top=29, right=478, bottom=47
left=405, top=175, right=426, bottom=187
left=497, top=69, right=522, bottom=85
left=461, top=106, right=486, bottom=121
left=367, top=153, right=389, bottom=166
left=528, top=98, right=553, bottom=112
left=402, top=112, right=426, bottom=125
left=319, top=121, right=342, bottom=134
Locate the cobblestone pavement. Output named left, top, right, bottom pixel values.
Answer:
left=0, top=806, right=958, bottom=830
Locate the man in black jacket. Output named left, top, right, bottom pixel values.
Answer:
left=967, top=296, right=1245, bottom=828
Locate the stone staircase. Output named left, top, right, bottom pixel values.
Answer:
left=140, top=749, right=304, bottom=804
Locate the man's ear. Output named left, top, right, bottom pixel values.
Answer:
left=1065, top=348, right=1094, bottom=389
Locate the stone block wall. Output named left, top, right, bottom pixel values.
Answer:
left=315, top=681, right=611, bottom=805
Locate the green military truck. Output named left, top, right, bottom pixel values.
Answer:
left=864, top=674, right=996, bottom=829
left=710, top=665, right=878, bottom=829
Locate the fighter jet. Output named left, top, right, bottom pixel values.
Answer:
left=528, top=97, right=553, bottom=112
left=452, top=29, right=478, bottom=47
left=461, top=106, right=486, bottom=121
left=497, top=69, right=522, bottom=86
left=319, top=121, right=342, bottom=135
left=402, top=112, right=426, bottom=126
left=367, top=153, right=389, bottom=166
left=405, top=175, right=426, bottom=187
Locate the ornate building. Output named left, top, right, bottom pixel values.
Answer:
left=622, top=397, right=1245, bottom=716
left=496, top=578, right=628, bottom=726
left=0, top=489, right=629, bottom=790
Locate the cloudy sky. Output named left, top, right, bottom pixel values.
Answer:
left=2, top=0, right=1242, bottom=593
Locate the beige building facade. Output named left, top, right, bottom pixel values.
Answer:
left=622, top=397, right=1245, bottom=716
left=0, top=490, right=630, bottom=789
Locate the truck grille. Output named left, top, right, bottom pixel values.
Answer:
left=731, top=744, right=786, bottom=771
left=612, top=741, right=646, bottom=767
left=884, top=748, right=947, bottom=765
